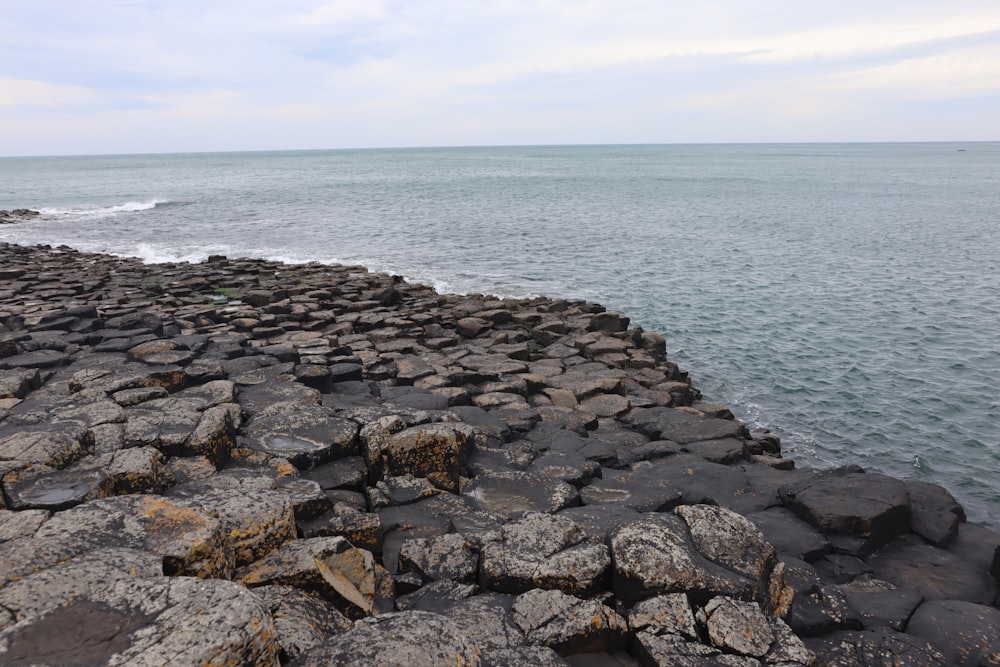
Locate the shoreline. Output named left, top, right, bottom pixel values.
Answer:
left=1, top=242, right=998, bottom=664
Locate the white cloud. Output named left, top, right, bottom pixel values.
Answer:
left=1, top=1, right=999, bottom=154
left=0, top=78, right=100, bottom=109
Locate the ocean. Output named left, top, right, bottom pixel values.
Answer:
left=2, top=143, right=998, bottom=526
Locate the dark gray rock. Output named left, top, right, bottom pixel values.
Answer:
left=244, top=401, right=359, bottom=468
left=2, top=465, right=112, bottom=510
left=805, top=629, right=948, bottom=666
left=907, top=599, right=1000, bottom=666
left=462, top=469, right=579, bottom=518
left=745, top=507, right=831, bottom=562
left=905, top=479, right=965, bottom=547
left=779, top=469, right=911, bottom=553
left=624, top=406, right=746, bottom=444
left=840, top=583, right=924, bottom=631
left=868, top=533, right=997, bottom=604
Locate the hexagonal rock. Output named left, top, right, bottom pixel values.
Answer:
left=627, top=594, right=699, bottom=641
left=2, top=465, right=113, bottom=510
left=98, top=446, right=175, bottom=494
left=22, top=493, right=227, bottom=579
left=905, top=480, right=965, bottom=547
left=290, top=610, right=482, bottom=667
left=237, top=536, right=378, bottom=620
left=244, top=401, right=359, bottom=469
left=0, top=552, right=279, bottom=666
left=255, top=585, right=353, bottom=662
left=480, top=513, right=610, bottom=596
left=0, top=423, right=91, bottom=468
left=704, top=597, right=774, bottom=658
left=124, top=398, right=201, bottom=452
left=779, top=469, right=911, bottom=553
left=674, top=504, right=777, bottom=590
left=609, top=515, right=759, bottom=607
left=174, top=487, right=296, bottom=569
left=369, top=423, right=474, bottom=493
left=625, top=406, right=747, bottom=444
left=461, top=469, right=579, bottom=519
left=907, top=599, right=1000, bottom=667
left=745, top=507, right=830, bottom=563
left=398, top=533, right=478, bottom=583
left=511, top=588, right=628, bottom=656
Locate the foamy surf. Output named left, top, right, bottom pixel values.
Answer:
left=38, top=200, right=168, bottom=221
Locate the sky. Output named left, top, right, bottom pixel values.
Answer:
left=1, top=1, right=999, bottom=156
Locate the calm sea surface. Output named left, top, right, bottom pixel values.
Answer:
left=2, top=144, right=998, bottom=525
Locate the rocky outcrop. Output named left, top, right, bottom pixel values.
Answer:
left=0, top=242, right=996, bottom=665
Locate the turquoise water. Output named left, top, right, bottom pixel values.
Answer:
left=2, top=143, right=999, bottom=525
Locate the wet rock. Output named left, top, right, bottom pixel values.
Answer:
left=299, top=456, right=367, bottom=491
left=905, top=479, right=965, bottom=547
left=462, top=469, right=579, bottom=518
left=237, top=536, right=378, bottom=619
left=579, top=465, right=683, bottom=513
left=907, top=599, right=1000, bottom=666
left=2, top=465, right=113, bottom=510
left=480, top=513, right=610, bottom=596
left=868, top=533, right=997, bottom=603
left=290, top=610, right=482, bottom=667
left=805, top=629, right=948, bottom=666
left=841, top=584, right=923, bottom=631
left=745, top=507, right=830, bottom=562
left=625, top=406, right=746, bottom=444
left=244, top=401, right=359, bottom=468
left=511, top=588, right=628, bottom=656
left=779, top=469, right=911, bottom=554
left=782, top=559, right=856, bottom=637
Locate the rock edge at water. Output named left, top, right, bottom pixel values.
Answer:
left=0, top=242, right=997, bottom=666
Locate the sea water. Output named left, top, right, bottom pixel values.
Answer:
left=2, top=143, right=998, bottom=526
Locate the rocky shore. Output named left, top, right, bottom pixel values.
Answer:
left=1, top=241, right=998, bottom=666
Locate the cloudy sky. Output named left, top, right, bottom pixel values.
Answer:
left=2, top=1, right=999, bottom=155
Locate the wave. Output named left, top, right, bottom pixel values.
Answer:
left=38, top=199, right=169, bottom=220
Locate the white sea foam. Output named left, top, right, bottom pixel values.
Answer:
left=38, top=199, right=167, bottom=220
